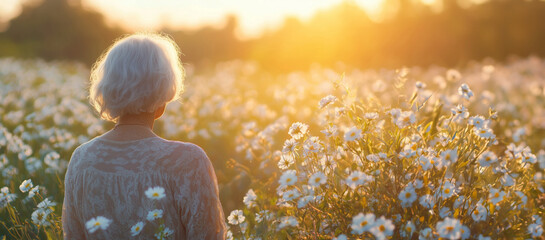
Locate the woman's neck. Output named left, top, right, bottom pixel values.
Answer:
left=116, top=112, right=155, bottom=129
left=100, top=112, right=158, bottom=141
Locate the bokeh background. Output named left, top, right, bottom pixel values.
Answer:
left=1, top=0, right=545, bottom=72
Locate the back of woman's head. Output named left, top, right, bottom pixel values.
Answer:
left=89, top=33, right=184, bottom=122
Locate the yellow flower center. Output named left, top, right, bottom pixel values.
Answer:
left=474, top=209, right=479, bottom=215
left=94, top=222, right=101, bottom=226
left=494, top=192, right=499, bottom=198
left=315, top=177, right=321, bottom=183
left=446, top=226, right=454, bottom=232
left=135, top=226, right=140, bottom=231
left=405, top=192, right=412, bottom=198
left=350, top=132, right=356, bottom=137
left=379, top=225, right=385, bottom=232
left=286, top=178, right=291, bottom=182
left=360, top=221, right=367, bottom=227
left=153, top=193, right=159, bottom=197
left=444, top=188, right=450, bottom=194
left=352, top=177, right=359, bottom=182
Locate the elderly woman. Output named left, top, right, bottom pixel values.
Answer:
left=62, top=33, right=226, bottom=239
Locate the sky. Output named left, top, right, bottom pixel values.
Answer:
left=0, top=0, right=439, bottom=38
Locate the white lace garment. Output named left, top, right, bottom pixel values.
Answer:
left=62, top=136, right=226, bottom=239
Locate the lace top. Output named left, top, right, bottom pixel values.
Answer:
left=62, top=136, right=226, bottom=239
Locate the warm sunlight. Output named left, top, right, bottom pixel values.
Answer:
left=2, top=0, right=545, bottom=238
left=80, top=0, right=388, bottom=38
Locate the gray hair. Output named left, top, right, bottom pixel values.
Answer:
left=89, top=33, right=184, bottom=121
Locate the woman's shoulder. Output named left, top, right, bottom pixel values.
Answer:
left=157, top=139, right=212, bottom=171
left=160, top=139, right=209, bottom=160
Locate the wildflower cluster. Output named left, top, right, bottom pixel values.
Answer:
left=1, top=57, right=545, bottom=239
left=227, top=64, right=545, bottom=239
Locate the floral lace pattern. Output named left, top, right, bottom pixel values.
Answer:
left=62, top=136, right=226, bottom=239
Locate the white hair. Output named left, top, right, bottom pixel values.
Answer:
left=89, top=33, right=184, bottom=121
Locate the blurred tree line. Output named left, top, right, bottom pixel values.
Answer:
left=1, top=0, right=544, bottom=72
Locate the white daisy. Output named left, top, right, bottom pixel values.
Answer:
left=19, top=179, right=33, bottom=193
left=85, top=216, right=112, bottom=233
left=278, top=170, right=298, bottom=187
left=419, top=155, right=433, bottom=171
left=308, top=171, right=327, bottom=187
left=474, top=127, right=494, bottom=139
left=440, top=181, right=456, bottom=199
left=282, top=189, right=301, bottom=201
left=461, top=225, right=471, bottom=240
left=130, top=221, right=144, bottom=236
left=350, top=213, right=375, bottom=234
left=478, top=151, right=498, bottom=167
left=419, top=194, right=435, bottom=209
left=440, top=149, right=458, bottom=164
left=319, top=95, right=337, bottom=109
left=288, top=122, right=309, bottom=140
left=402, top=221, right=415, bottom=238
left=282, top=138, right=297, bottom=153
left=398, top=185, right=417, bottom=206
left=146, top=209, right=163, bottom=221
left=469, top=115, right=487, bottom=129
left=528, top=223, right=543, bottom=238
left=344, top=126, right=362, bottom=142
left=458, top=83, right=473, bottom=100
left=345, top=171, right=371, bottom=189
left=436, top=217, right=462, bottom=239
left=394, top=111, right=416, bottom=128
left=489, top=188, right=506, bottom=204
left=227, top=209, right=245, bottom=225
left=297, top=195, right=314, bottom=208
left=278, top=154, right=294, bottom=170
left=243, top=189, right=257, bottom=208
left=31, top=208, right=52, bottom=226
left=278, top=216, right=298, bottom=229
left=145, top=186, right=166, bottom=200
left=28, top=186, right=39, bottom=198
left=369, top=216, right=395, bottom=240
left=451, top=104, right=469, bottom=122
left=471, top=203, right=487, bottom=222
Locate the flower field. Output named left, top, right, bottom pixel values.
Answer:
left=1, top=57, right=544, bottom=239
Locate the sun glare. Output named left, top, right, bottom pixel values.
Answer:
left=420, top=0, right=437, bottom=5
left=355, top=0, right=383, bottom=13
left=79, top=0, right=391, bottom=39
